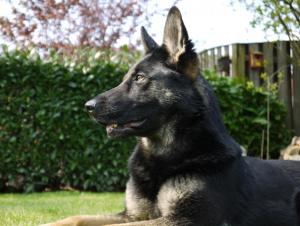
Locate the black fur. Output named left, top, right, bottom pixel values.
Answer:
left=85, top=6, right=300, bottom=226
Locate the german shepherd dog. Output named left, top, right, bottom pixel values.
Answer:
left=42, top=6, right=300, bottom=226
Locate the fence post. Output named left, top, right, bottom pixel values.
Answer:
left=210, top=49, right=216, bottom=70
left=217, top=47, right=222, bottom=59
left=207, top=49, right=212, bottom=69
left=232, top=44, right=238, bottom=77
left=292, top=44, right=300, bottom=135
left=249, top=43, right=261, bottom=86
left=277, top=41, right=293, bottom=130
left=203, top=50, right=208, bottom=69
left=224, top=45, right=229, bottom=57
left=232, top=44, right=246, bottom=78
left=223, top=45, right=231, bottom=76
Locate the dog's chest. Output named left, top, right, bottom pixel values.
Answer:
left=125, top=176, right=205, bottom=220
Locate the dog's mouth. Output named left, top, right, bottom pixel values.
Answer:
left=104, top=118, right=147, bottom=137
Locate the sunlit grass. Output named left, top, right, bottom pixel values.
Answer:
left=0, top=191, right=124, bottom=226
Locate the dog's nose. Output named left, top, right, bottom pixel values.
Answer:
left=85, top=99, right=96, bottom=113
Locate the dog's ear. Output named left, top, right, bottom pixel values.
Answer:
left=141, top=26, right=158, bottom=53
left=163, top=6, right=188, bottom=60
left=163, top=6, right=199, bottom=80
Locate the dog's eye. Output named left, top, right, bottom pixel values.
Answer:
left=134, top=73, right=146, bottom=83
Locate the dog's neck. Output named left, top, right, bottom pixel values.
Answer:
left=140, top=119, right=176, bottom=156
left=135, top=75, right=241, bottom=170
left=138, top=114, right=240, bottom=162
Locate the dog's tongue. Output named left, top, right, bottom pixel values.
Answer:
left=124, top=120, right=145, bottom=128
left=106, top=124, right=117, bottom=134
left=106, top=120, right=145, bottom=133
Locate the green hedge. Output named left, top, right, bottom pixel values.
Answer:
left=0, top=47, right=135, bottom=192
left=203, top=70, right=290, bottom=158
left=0, top=48, right=290, bottom=192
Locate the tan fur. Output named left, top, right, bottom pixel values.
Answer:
left=280, top=136, right=300, bottom=160
left=185, top=58, right=199, bottom=80
left=157, top=176, right=205, bottom=216
left=39, top=215, right=127, bottom=226
left=140, top=119, right=175, bottom=157
left=141, top=137, right=151, bottom=151
left=40, top=174, right=198, bottom=226
left=164, top=41, right=185, bottom=66
left=104, top=217, right=173, bottom=226
left=125, top=178, right=154, bottom=220
left=163, top=8, right=186, bottom=66
left=163, top=7, right=199, bottom=81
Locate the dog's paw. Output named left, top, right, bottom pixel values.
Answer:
left=38, top=222, right=67, bottom=226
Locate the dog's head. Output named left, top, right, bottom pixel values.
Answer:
left=85, top=7, right=202, bottom=138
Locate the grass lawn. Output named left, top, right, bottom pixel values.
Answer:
left=0, top=191, right=124, bottom=226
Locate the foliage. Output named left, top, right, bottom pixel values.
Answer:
left=0, top=46, right=136, bottom=193
left=0, top=191, right=124, bottom=226
left=237, top=0, right=300, bottom=59
left=0, top=0, right=180, bottom=54
left=0, top=0, right=146, bottom=50
left=203, top=70, right=291, bottom=158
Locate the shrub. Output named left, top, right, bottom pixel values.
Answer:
left=203, top=70, right=290, bottom=158
left=0, top=47, right=136, bottom=192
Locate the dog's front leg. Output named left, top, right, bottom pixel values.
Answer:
left=39, top=213, right=130, bottom=226
left=105, top=219, right=231, bottom=226
left=104, top=217, right=190, bottom=226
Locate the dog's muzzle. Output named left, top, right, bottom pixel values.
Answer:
left=85, top=99, right=96, bottom=114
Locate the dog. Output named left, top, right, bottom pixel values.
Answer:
left=280, top=137, right=300, bottom=160
left=41, top=6, right=300, bottom=226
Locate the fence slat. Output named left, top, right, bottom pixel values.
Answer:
left=207, top=50, right=213, bottom=69
left=217, top=47, right=222, bottom=59
left=238, top=44, right=246, bottom=78
left=249, top=43, right=261, bottom=86
left=211, top=49, right=216, bottom=70
left=293, top=56, right=300, bottom=135
left=277, top=41, right=293, bottom=129
left=198, top=41, right=300, bottom=135
left=224, top=45, right=229, bottom=57
left=202, top=50, right=208, bottom=69
left=232, top=44, right=246, bottom=77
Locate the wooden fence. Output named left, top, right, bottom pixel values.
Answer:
left=199, top=41, right=300, bottom=135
